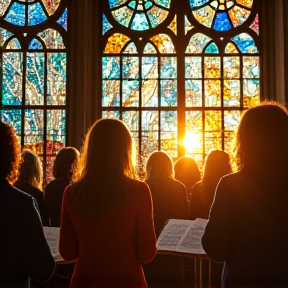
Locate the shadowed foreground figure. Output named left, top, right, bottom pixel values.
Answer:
left=59, top=118, right=156, bottom=288
left=0, top=121, right=55, bottom=288
left=202, top=103, right=288, bottom=288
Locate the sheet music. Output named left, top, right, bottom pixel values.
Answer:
left=43, top=226, right=63, bottom=261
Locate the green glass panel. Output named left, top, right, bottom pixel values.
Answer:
left=223, top=80, right=241, bottom=106
left=122, top=80, right=139, bottom=107
left=185, top=80, right=202, bottom=107
left=205, top=42, right=219, bottom=53
left=1, top=109, right=22, bottom=136
left=204, top=57, right=221, bottom=78
left=204, top=80, right=221, bottom=107
left=155, top=0, right=171, bottom=8
left=102, top=57, right=120, bottom=79
left=224, top=56, right=240, bottom=78
left=47, top=109, right=66, bottom=143
left=160, top=79, right=177, bottom=106
left=142, top=57, right=158, bottom=79
left=108, top=0, right=128, bottom=9
left=243, top=56, right=260, bottom=78
left=2, top=52, right=23, bottom=105
left=131, top=13, right=149, bottom=31
left=160, top=57, right=177, bottom=78
left=142, top=80, right=158, bottom=107
left=47, top=53, right=66, bottom=105
left=122, top=57, right=139, bottom=79
left=102, top=80, right=120, bottom=107
left=24, top=109, right=44, bottom=145
left=26, top=52, right=45, bottom=105
left=185, top=57, right=202, bottom=78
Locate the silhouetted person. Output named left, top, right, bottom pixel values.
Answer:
left=14, top=150, right=49, bottom=226
left=45, top=147, right=79, bottom=227
left=202, top=103, right=288, bottom=288
left=0, top=121, right=55, bottom=288
left=189, top=150, right=231, bottom=220
left=59, top=118, right=156, bottom=288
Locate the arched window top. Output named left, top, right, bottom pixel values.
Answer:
left=0, top=27, right=13, bottom=46
left=143, top=42, right=158, bottom=54
left=109, top=0, right=170, bottom=31
left=6, top=37, right=21, bottom=49
left=2, top=0, right=61, bottom=26
left=205, top=42, right=219, bottom=53
left=225, top=42, right=238, bottom=53
left=104, top=33, right=130, bottom=53
left=190, top=0, right=253, bottom=31
left=123, top=42, right=138, bottom=53
left=38, top=28, right=65, bottom=49
left=29, top=38, right=43, bottom=49
left=231, top=33, right=258, bottom=53
left=186, top=33, right=212, bottom=53
left=150, top=34, right=176, bottom=53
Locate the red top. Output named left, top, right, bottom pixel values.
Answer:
left=59, top=180, right=157, bottom=288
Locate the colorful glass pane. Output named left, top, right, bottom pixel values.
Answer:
left=225, top=42, right=238, bottom=53
left=112, top=6, right=134, bottom=28
left=155, top=0, right=171, bottom=9
left=38, top=29, right=65, bottom=49
left=5, top=2, right=25, bottom=26
left=28, top=3, right=47, bottom=26
left=6, top=38, right=21, bottom=49
left=161, top=111, right=177, bottom=157
left=57, top=8, right=67, bottom=30
left=102, top=57, right=120, bottom=79
left=250, top=14, right=259, bottom=35
left=205, top=111, right=222, bottom=151
left=150, top=34, right=175, bottom=53
left=147, top=6, right=169, bottom=28
left=205, top=42, right=219, bottom=53
left=122, top=80, right=139, bottom=107
left=185, top=15, right=194, bottom=35
left=143, top=43, right=157, bottom=54
left=108, top=0, right=128, bottom=9
left=104, top=33, right=130, bottom=53
left=243, top=79, right=260, bottom=108
left=236, top=0, right=253, bottom=9
left=186, top=33, right=212, bottom=53
left=204, top=57, right=221, bottom=78
left=231, top=33, right=258, bottom=53
left=160, top=79, right=177, bottom=106
left=102, top=111, right=120, bottom=119
left=102, top=80, right=120, bottom=107
left=103, top=14, right=113, bottom=35
left=42, top=0, right=60, bottom=15
left=24, top=109, right=44, bottom=145
left=47, top=109, right=66, bottom=143
left=160, top=57, right=177, bottom=78
left=223, top=56, right=240, bottom=78
left=0, top=0, right=11, bottom=17
left=223, top=80, right=240, bottom=106
left=185, top=57, right=202, bottom=78
left=26, top=53, right=45, bottom=105
left=142, top=80, right=158, bottom=107
left=205, top=80, right=221, bottom=106
left=186, top=111, right=203, bottom=155
left=47, top=53, right=66, bottom=105
left=213, top=12, right=232, bottom=31
left=192, top=6, right=215, bottom=28
left=1, top=109, right=22, bottom=135
left=190, top=0, right=210, bottom=8
left=29, top=38, right=43, bottom=49
left=224, top=110, right=240, bottom=131
left=168, top=15, right=177, bottom=35
left=122, top=111, right=139, bottom=146
left=122, top=57, right=139, bottom=78
left=185, top=80, right=202, bottom=107
left=243, top=56, right=259, bottom=78
left=131, top=13, right=150, bottom=31
left=228, top=5, right=250, bottom=28
left=2, top=52, right=23, bottom=105
left=142, top=57, right=158, bottom=79
left=0, top=28, right=13, bottom=46
left=123, top=42, right=138, bottom=53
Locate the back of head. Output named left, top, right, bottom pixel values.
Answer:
left=17, top=150, right=43, bottom=189
left=145, top=150, right=173, bottom=182
left=0, top=122, right=21, bottom=183
left=174, top=156, right=201, bottom=188
left=53, top=147, right=79, bottom=179
left=236, top=103, right=288, bottom=175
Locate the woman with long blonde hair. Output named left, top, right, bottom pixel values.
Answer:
left=59, top=118, right=156, bottom=288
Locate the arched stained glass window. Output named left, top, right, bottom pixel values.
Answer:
left=101, top=0, right=260, bottom=172
left=0, top=0, right=68, bottom=183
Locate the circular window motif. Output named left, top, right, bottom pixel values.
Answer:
left=109, top=0, right=171, bottom=31
left=190, top=0, right=253, bottom=31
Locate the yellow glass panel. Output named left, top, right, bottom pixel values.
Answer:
left=0, top=0, right=10, bottom=17
left=192, top=6, right=215, bottom=28
left=104, top=33, right=130, bottom=54
left=150, top=34, right=176, bottom=53
left=224, top=80, right=241, bottom=106
left=204, top=57, right=221, bottom=78
left=168, top=15, right=177, bottom=35
left=205, top=80, right=221, bottom=107
left=236, top=0, right=253, bottom=9
left=223, top=56, right=240, bottom=78
left=225, top=43, right=238, bottom=53
left=228, top=6, right=250, bottom=27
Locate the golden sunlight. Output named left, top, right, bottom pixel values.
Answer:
left=183, top=133, right=201, bottom=153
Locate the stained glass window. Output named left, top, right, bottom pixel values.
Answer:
left=1, top=0, right=68, bottom=184
left=102, top=0, right=260, bottom=173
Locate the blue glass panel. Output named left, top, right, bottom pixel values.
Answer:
left=0, top=109, right=22, bottom=136
left=2, top=52, right=23, bottom=105
left=47, top=110, right=66, bottom=143
left=29, top=38, right=43, bottom=49
left=232, top=33, right=258, bottom=53
left=160, top=57, right=177, bottom=78
left=205, top=42, right=219, bottom=53
left=155, top=0, right=171, bottom=9
left=108, top=0, right=127, bottom=9
left=213, top=12, right=232, bottom=31
left=160, top=79, right=177, bottom=106
left=0, top=28, right=13, bottom=46
left=28, top=3, right=47, bottom=26
left=189, top=0, right=210, bottom=8
left=102, top=14, right=113, bottom=35
left=122, top=80, right=139, bottom=107
left=102, top=57, right=120, bottom=79
left=131, top=13, right=149, bottom=31
left=57, top=8, right=67, bottom=30
left=5, top=2, right=26, bottom=26
left=102, top=80, right=120, bottom=106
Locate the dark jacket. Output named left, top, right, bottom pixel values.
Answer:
left=0, top=179, right=55, bottom=288
left=202, top=169, right=288, bottom=288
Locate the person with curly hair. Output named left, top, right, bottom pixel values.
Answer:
left=0, top=121, right=55, bottom=288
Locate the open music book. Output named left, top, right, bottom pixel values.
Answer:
left=43, top=226, right=64, bottom=262
left=156, top=218, right=208, bottom=255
